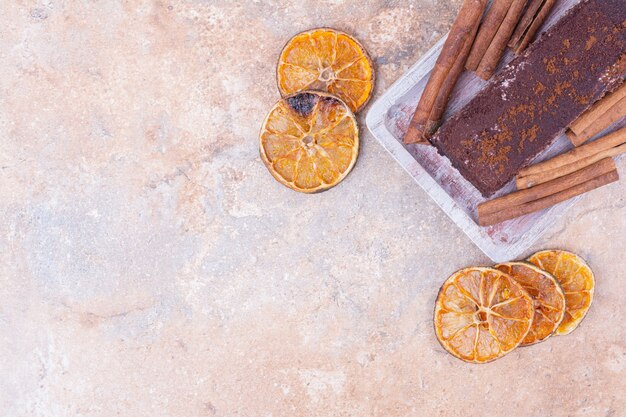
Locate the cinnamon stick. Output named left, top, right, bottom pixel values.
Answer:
left=404, top=0, right=486, bottom=144
left=517, top=126, right=626, bottom=182
left=424, top=11, right=483, bottom=138
left=475, top=0, right=528, bottom=80
left=479, top=159, right=619, bottom=226
left=484, top=157, right=615, bottom=215
left=516, top=142, right=626, bottom=189
left=567, top=95, right=626, bottom=146
left=509, top=0, right=556, bottom=54
left=508, top=0, right=544, bottom=51
left=465, top=0, right=514, bottom=71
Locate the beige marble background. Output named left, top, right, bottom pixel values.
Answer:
left=1, top=1, right=625, bottom=416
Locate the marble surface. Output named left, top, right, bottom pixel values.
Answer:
left=1, top=1, right=625, bottom=416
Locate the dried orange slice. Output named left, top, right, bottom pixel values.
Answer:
left=528, top=250, right=595, bottom=335
left=259, top=91, right=359, bottom=193
left=434, top=267, right=534, bottom=363
left=277, top=28, right=374, bottom=113
left=495, top=262, right=566, bottom=345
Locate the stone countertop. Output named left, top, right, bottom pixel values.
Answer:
left=1, top=1, right=624, bottom=416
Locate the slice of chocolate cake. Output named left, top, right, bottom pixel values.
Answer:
left=430, top=0, right=626, bottom=197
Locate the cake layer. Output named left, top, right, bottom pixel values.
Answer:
left=430, top=0, right=626, bottom=197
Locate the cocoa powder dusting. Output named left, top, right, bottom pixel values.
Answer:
left=605, top=54, right=626, bottom=79
left=585, top=36, right=598, bottom=50
left=534, top=82, right=546, bottom=95
left=545, top=57, right=558, bottom=74
left=477, top=132, right=512, bottom=172
left=554, top=80, right=572, bottom=96
left=572, top=92, right=592, bottom=105
left=508, top=103, right=536, bottom=120
left=519, top=125, right=539, bottom=151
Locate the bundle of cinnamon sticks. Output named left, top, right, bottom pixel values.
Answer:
left=466, top=0, right=556, bottom=79
left=404, top=0, right=556, bottom=144
left=403, top=0, right=487, bottom=144
left=478, top=126, right=625, bottom=226
left=508, top=0, right=556, bottom=54
left=465, top=0, right=528, bottom=80
left=566, top=83, right=626, bottom=146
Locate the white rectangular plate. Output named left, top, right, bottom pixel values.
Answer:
left=365, top=0, right=593, bottom=262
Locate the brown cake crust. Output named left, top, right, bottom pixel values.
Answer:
left=430, top=0, right=626, bottom=197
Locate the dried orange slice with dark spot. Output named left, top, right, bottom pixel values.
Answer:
left=434, top=267, right=534, bottom=363
left=528, top=250, right=595, bottom=335
left=259, top=91, right=358, bottom=193
left=277, top=28, right=374, bottom=113
left=495, top=262, right=566, bottom=345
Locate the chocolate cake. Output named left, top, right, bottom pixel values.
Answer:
left=430, top=0, right=626, bottom=197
